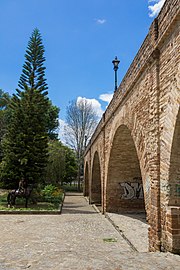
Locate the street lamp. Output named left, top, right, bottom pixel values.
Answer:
left=112, top=56, right=120, bottom=91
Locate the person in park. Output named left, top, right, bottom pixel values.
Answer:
left=16, top=178, right=27, bottom=195
left=7, top=177, right=30, bottom=208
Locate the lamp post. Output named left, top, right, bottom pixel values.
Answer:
left=112, top=56, right=120, bottom=91
left=84, top=135, right=87, bottom=148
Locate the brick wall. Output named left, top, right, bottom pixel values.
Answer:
left=84, top=0, right=180, bottom=253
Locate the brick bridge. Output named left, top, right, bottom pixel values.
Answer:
left=84, top=0, right=180, bottom=254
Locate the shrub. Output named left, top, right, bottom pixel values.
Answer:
left=41, top=184, right=63, bottom=204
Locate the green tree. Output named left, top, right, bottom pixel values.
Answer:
left=46, top=100, right=60, bottom=140
left=63, top=145, right=78, bottom=184
left=18, top=28, right=59, bottom=140
left=0, top=89, right=11, bottom=161
left=44, top=140, right=66, bottom=185
left=1, top=29, right=56, bottom=188
left=44, top=141, right=77, bottom=186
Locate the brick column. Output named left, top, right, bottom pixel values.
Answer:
left=148, top=49, right=161, bottom=251
left=162, top=207, right=180, bottom=254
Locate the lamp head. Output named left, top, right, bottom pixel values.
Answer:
left=112, top=56, right=120, bottom=71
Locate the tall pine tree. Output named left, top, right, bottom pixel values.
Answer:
left=0, top=89, right=11, bottom=162
left=1, top=29, right=51, bottom=187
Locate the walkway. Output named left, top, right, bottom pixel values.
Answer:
left=106, top=212, right=149, bottom=252
left=0, top=193, right=179, bottom=269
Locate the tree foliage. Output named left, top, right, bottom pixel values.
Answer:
left=0, top=89, right=11, bottom=161
left=44, top=140, right=77, bottom=186
left=46, top=100, right=60, bottom=140
left=0, top=29, right=59, bottom=188
left=44, top=140, right=65, bottom=185
left=18, top=28, right=48, bottom=92
left=63, top=145, right=78, bottom=184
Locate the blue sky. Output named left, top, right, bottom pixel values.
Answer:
left=0, top=0, right=165, bottom=124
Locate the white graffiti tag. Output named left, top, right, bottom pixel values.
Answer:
left=120, top=182, right=144, bottom=199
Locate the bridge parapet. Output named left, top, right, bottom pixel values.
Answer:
left=85, top=117, right=104, bottom=154
left=85, top=0, right=179, bottom=150
left=105, top=0, right=179, bottom=123
left=157, top=0, right=179, bottom=41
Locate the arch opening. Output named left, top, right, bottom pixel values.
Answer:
left=169, top=109, right=180, bottom=206
left=91, top=151, right=101, bottom=206
left=106, top=125, right=145, bottom=213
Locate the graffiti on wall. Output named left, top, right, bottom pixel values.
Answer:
left=120, top=182, right=144, bottom=200
left=160, top=182, right=180, bottom=197
left=176, top=184, right=180, bottom=197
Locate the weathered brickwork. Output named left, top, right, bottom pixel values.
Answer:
left=84, top=0, right=180, bottom=254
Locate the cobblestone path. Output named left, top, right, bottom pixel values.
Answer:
left=0, top=193, right=179, bottom=269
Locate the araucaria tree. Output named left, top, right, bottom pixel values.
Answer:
left=65, top=98, right=98, bottom=191
left=1, top=28, right=57, bottom=187
left=0, top=89, right=11, bottom=162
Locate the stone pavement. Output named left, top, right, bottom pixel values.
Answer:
left=0, top=193, right=179, bottom=270
left=105, top=212, right=149, bottom=252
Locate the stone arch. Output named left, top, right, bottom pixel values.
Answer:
left=84, top=162, right=89, bottom=197
left=106, top=124, right=145, bottom=213
left=91, top=151, right=101, bottom=205
left=168, top=108, right=180, bottom=206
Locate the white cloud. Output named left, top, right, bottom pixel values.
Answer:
left=59, top=94, right=114, bottom=142
left=77, top=96, right=104, bottom=118
left=58, top=119, right=68, bottom=144
left=99, top=93, right=113, bottom=103
left=95, top=18, right=106, bottom=25
left=148, top=0, right=166, bottom=17
left=59, top=97, right=104, bottom=143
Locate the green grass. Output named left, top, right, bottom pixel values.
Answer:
left=0, top=202, right=59, bottom=211
left=0, top=190, right=63, bottom=212
left=103, top=238, right=118, bottom=243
